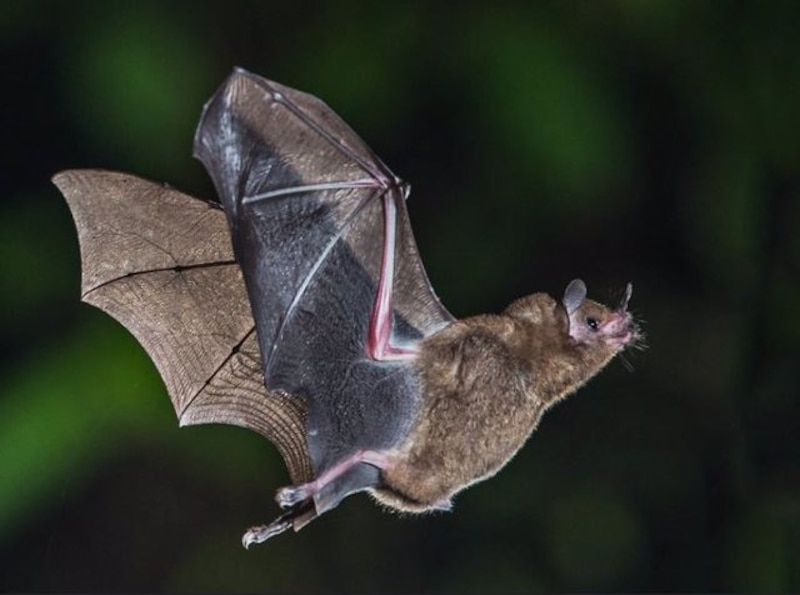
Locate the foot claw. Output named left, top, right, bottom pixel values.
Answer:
left=241, top=502, right=317, bottom=548
left=241, top=518, right=292, bottom=548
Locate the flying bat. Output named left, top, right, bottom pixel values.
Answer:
left=54, top=68, right=641, bottom=547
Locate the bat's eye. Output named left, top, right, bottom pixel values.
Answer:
left=586, top=317, right=599, bottom=331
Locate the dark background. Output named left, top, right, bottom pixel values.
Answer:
left=2, top=0, right=799, bottom=591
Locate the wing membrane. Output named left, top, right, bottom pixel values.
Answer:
left=54, top=170, right=312, bottom=483
left=194, top=68, right=453, bottom=370
left=193, top=70, right=454, bottom=474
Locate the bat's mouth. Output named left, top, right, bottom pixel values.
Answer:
left=605, top=283, right=640, bottom=348
left=602, top=313, right=637, bottom=347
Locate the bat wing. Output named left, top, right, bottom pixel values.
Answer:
left=53, top=170, right=313, bottom=484
left=193, top=69, right=455, bottom=508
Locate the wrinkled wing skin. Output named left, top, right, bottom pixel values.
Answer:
left=54, top=170, right=312, bottom=483
left=193, top=69, right=454, bottom=485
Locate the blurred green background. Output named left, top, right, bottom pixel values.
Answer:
left=2, top=0, right=799, bottom=591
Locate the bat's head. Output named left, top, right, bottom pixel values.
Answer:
left=562, top=279, right=641, bottom=353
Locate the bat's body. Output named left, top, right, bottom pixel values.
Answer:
left=54, top=68, right=641, bottom=547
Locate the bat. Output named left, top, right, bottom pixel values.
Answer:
left=54, top=67, right=641, bottom=547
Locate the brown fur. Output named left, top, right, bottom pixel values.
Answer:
left=372, top=291, right=634, bottom=511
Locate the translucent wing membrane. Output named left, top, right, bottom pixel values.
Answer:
left=54, top=170, right=312, bottom=483
left=194, top=70, right=454, bottom=477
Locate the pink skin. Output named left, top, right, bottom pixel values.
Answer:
left=367, top=191, right=418, bottom=361
left=596, top=311, right=636, bottom=348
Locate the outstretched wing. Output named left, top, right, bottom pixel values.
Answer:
left=53, top=170, right=312, bottom=483
left=193, top=69, right=454, bottom=484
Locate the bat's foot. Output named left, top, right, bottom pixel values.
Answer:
left=242, top=517, right=292, bottom=548
left=276, top=485, right=309, bottom=509
left=242, top=502, right=317, bottom=548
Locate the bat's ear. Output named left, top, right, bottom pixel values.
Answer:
left=562, top=279, right=587, bottom=315
left=618, top=282, right=633, bottom=312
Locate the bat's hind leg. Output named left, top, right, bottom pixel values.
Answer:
left=244, top=451, right=389, bottom=547
left=276, top=449, right=391, bottom=508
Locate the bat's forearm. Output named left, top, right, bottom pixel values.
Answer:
left=368, top=191, right=418, bottom=361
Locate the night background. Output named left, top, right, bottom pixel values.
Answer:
left=2, top=0, right=799, bottom=591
